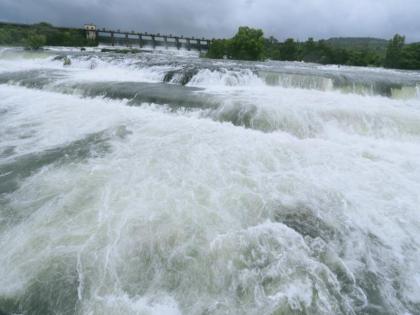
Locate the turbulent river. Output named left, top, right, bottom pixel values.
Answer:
left=0, top=47, right=420, bottom=315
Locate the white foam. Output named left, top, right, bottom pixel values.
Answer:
left=187, top=68, right=264, bottom=87
left=0, top=51, right=420, bottom=314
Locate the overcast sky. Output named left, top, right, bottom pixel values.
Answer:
left=1, top=0, right=420, bottom=41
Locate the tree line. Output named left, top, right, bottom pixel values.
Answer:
left=1, top=22, right=419, bottom=70
left=207, top=27, right=420, bottom=70
left=0, top=22, right=97, bottom=49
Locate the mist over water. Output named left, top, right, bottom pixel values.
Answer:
left=0, top=47, right=420, bottom=315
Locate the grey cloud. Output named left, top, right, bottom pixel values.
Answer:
left=1, top=0, right=420, bottom=41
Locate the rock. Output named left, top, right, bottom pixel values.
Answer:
left=63, top=57, right=71, bottom=66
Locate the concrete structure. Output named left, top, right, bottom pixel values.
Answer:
left=96, top=27, right=211, bottom=51
left=84, top=24, right=97, bottom=41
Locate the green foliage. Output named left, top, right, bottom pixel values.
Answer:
left=25, top=33, right=47, bottom=50
left=325, top=37, right=388, bottom=56
left=382, top=34, right=420, bottom=69
left=384, top=34, right=405, bottom=68
left=0, top=29, right=13, bottom=44
left=228, top=26, right=265, bottom=61
left=0, top=22, right=98, bottom=48
left=206, top=39, right=228, bottom=59
left=400, top=43, right=420, bottom=69
left=264, top=37, right=281, bottom=60
left=208, top=29, right=390, bottom=67
left=264, top=37, right=384, bottom=67
left=279, top=38, right=298, bottom=61
left=0, top=25, right=28, bottom=45
left=206, top=26, right=265, bottom=61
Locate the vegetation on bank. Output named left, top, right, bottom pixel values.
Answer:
left=207, top=27, right=265, bottom=61
left=207, top=27, right=420, bottom=70
left=1, top=22, right=418, bottom=70
left=0, top=22, right=97, bottom=49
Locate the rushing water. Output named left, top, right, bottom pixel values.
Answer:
left=0, top=46, right=420, bottom=315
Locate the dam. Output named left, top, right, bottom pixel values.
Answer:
left=86, top=24, right=212, bottom=51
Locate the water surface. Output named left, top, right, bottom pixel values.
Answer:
left=0, top=47, right=420, bottom=315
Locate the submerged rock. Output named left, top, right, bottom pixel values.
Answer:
left=162, top=67, right=199, bottom=85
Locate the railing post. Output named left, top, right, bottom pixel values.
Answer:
left=111, top=32, right=114, bottom=46
left=186, top=38, right=191, bottom=51
left=164, top=36, right=168, bottom=49
left=175, top=37, right=180, bottom=50
left=125, top=33, right=129, bottom=47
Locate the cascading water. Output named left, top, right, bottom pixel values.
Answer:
left=0, top=47, right=420, bottom=315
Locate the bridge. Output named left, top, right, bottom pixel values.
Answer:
left=87, top=24, right=212, bottom=51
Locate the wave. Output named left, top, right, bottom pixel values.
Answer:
left=259, top=70, right=420, bottom=99
left=2, top=50, right=417, bottom=100
left=1, top=69, right=420, bottom=140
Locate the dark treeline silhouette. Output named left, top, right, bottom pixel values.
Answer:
left=207, top=27, right=420, bottom=70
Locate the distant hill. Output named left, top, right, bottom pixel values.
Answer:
left=325, top=37, right=389, bottom=55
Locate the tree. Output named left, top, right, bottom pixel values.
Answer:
left=280, top=38, right=299, bottom=61
left=206, top=39, right=228, bottom=59
left=0, top=29, right=13, bottom=44
left=347, top=50, right=368, bottom=66
left=400, top=43, right=420, bottom=69
left=206, top=26, right=394, bottom=68
left=25, top=33, right=47, bottom=50
left=228, top=26, right=265, bottom=61
left=384, top=34, right=405, bottom=68
left=264, top=38, right=281, bottom=60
